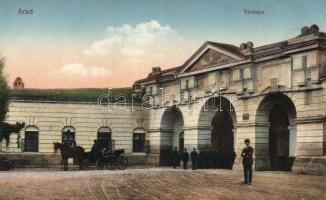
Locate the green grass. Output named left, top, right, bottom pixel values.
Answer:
left=9, top=88, right=142, bottom=104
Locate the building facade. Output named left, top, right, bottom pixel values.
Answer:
left=133, top=25, right=326, bottom=173
left=2, top=25, right=326, bottom=173
left=2, top=101, right=148, bottom=153
left=1, top=99, right=155, bottom=165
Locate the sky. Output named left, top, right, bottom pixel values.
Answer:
left=1, top=0, right=326, bottom=88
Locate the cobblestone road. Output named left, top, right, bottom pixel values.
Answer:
left=0, top=168, right=325, bottom=200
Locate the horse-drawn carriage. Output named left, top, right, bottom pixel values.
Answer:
left=53, top=142, right=128, bottom=171
left=83, top=148, right=128, bottom=170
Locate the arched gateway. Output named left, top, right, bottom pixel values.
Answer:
left=255, top=93, right=296, bottom=171
left=198, top=96, right=237, bottom=169
left=160, top=106, right=184, bottom=165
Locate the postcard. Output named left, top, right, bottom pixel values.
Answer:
left=0, top=1, right=325, bottom=199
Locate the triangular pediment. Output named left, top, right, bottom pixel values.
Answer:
left=179, top=42, right=243, bottom=73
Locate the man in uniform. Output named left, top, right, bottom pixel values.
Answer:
left=172, top=147, right=179, bottom=169
left=190, top=147, right=198, bottom=170
left=241, top=139, right=254, bottom=185
left=181, top=148, right=189, bottom=169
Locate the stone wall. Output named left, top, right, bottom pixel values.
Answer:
left=2, top=100, right=149, bottom=154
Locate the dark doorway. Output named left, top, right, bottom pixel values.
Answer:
left=179, top=132, right=184, bottom=153
left=269, top=103, right=290, bottom=171
left=159, top=106, right=184, bottom=166
left=211, top=110, right=235, bottom=169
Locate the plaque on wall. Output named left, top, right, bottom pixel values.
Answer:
left=242, top=113, right=250, bottom=120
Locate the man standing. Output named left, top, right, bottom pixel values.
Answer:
left=181, top=148, right=189, bottom=169
left=172, top=147, right=179, bottom=169
left=241, top=139, right=254, bottom=185
left=190, top=147, right=198, bottom=170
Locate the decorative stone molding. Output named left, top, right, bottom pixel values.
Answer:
left=237, top=122, right=270, bottom=128
left=295, top=115, right=325, bottom=124
left=183, top=125, right=211, bottom=130
left=148, top=128, right=173, bottom=133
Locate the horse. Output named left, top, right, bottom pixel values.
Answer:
left=53, top=142, right=85, bottom=171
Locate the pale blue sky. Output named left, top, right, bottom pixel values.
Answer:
left=0, top=0, right=325, bottom=88
left=1, top=0, right=325, bottom=45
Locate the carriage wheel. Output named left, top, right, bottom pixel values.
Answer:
left=96, top=159, right=105, bottom=170
left=117, top=156, right=128, bottom=170
left=105, top=157, right=116, bottom=170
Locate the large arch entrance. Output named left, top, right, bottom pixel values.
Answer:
left=160, top=106, right=184, bottom=166
left=256, top=93, right=296, bottom=171
left=211, top=110, right=235, bottom=168
left=269, top=104, right=290, bottom=170
left=198, top=96, right=236, bottom=169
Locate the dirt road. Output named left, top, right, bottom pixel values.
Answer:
left=0, top=168, right=325, bottom=200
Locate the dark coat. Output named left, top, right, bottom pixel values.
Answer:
left=182, top=151, right=189, bottom=162
left=172, top=150, right=179, bottom=161
left=190, top=150, right=198, bottom=162
left=241, top=146, right=254, bottom=165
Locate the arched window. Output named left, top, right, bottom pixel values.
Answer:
left=97, top=127, right=112, bottom=150
left=62, top=126, right=76, bottom=148
left=24, top=126, right=39, bottom=152
left=133, top=128, right=146, bottom=152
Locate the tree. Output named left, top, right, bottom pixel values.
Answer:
left=0, top=56, right=15, bottom=147
left=0, top=56, right=9, bottom=121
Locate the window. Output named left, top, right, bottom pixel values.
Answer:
left=97, top=127, right=112, bottom=150
left=133, top=128, right=146, bottom=152
left=24, top=126, right=39, bottom=152
left=62, top=127, right=76, bottom=148
left=149, top=87, right=153, bottom=94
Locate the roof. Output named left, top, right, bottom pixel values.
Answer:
left=206, top=41, right=242, bottom=56
left=9, top=88, right=141, bottom=103
left=135, top=27, right=326, bottom=85
left=177, top=41, right=243, bottom=73
left=134, top=66, right=180, bottom=84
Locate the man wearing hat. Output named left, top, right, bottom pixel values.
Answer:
left=241, top=139, right=254, bottom=184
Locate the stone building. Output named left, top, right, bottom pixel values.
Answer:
left=1, top=89, right=154, bottom=165
left=133, top=25, right=326, bottom=174
left=2, top=25, right=326, bottom=174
